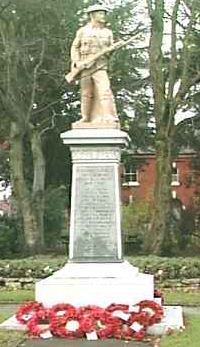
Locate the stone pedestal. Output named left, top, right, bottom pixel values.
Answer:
left=36, top=128, right=154, bottom=307
left=62, top=128, right=127, bottom=262
left=36, top=261, right=153, bottom=308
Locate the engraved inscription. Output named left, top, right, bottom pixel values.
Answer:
left=73, top=165, right=118, bottom=260
left=72, top=148, right=121, bottom=162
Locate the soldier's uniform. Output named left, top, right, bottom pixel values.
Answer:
left=71, top=5, right=118, bottom=123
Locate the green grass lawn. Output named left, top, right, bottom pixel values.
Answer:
left=0, top=331, right=25, bottom=347
left=160, top=315, right=200, bottom=347
left=0, top=312, right=10, bottom=323
left=0, top=289, right=34, bottom=303
left=164, top=290, right=200, bottom=305
left=0, top=313, right=25, bottom=347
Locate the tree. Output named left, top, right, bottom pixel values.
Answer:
left=176, top=113, right=200, bottom=251
left=0, top=0, right=146, bottom=254
left=144, top=0, right=200, bottom=254
left=0, top=0, right=81, bottom=254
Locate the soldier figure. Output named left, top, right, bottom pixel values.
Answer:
left=70, top=4, right=119, bottom=126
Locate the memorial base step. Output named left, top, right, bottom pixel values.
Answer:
left=35, top=261, right=153, bottom=307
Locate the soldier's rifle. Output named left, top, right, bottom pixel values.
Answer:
left=65, top=36, right=135, bottom=84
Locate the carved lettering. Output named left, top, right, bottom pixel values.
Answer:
left=72, top=148, right=121, bottom=162
left=72, top=165, right=118, bottom=260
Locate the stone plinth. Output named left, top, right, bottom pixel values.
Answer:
left=35, top=128, right=154, bottom=307
left=61, top=128, right=129, bottom=262
left=36, top=261, right=153, bottom=308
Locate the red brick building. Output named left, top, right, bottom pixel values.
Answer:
left=121, top=150, right=197, bottom=209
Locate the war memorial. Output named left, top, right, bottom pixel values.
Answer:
left=0, top=4, right=183, bottom=343
left=35, top=3, right=153, bottom=308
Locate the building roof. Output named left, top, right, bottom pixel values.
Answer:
left=126, top=146, right=196, bottom=157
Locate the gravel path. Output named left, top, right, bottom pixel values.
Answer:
left=19, top=339, right=152, bottom=347
left=183, top=306, right=200, bottom=315
left=0, top=303, right=19, bottom=314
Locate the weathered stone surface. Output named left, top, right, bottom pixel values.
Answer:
left=64, top=129, right=128, bottom=263
left=36, top=262, right=154, bottom=308
left=19, top=278, right=34, bottom=283
left=181, top=278, right=200, bottom=285
left=0, top=277, right=35, bottom=289
left=6, top=282, right=22, bottom=289
left=5, top=278, right=19, bottom=282
left=72, top=165, right=118, bottom=261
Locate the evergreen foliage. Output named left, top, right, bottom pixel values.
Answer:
left=0, top=215, right=23, bottom=258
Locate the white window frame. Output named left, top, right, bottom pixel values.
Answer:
left=172, top=190, right=177, bottom=199
left=171, top=162, right=180, bottom=186
left=122, top=167, right=140, bottom=186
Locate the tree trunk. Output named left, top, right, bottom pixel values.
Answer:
left=30, top=128, right=45, bottom=248
left=144, top=133, right=173, bottom=254
left=145, top=0, right=175, bottom=254
left=10, top=121, right=44, bottom=254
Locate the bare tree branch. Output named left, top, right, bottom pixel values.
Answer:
left=176, top=112, right=200, bottom=128
left=167, top=0, right=180, bottom=101
left=182, top=0, right=192, bottom=12
left=33, top=100, right=61, bottom=116
left=176, top=73, right=200, bottom=104
left=165, top=0, right=181, bottom=138
left=27, top=40, right=45, bottom=122
left=164, top=9, right=188, bottom=30
left=148, top=0, right=165, bottom=127
left=40, top=110, right=58, bottom=136
left=175, top=1, right=198, bottom=106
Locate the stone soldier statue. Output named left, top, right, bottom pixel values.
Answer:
left=69, top=4, right=119, bottom=126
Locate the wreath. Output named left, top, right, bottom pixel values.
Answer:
left=15, top=301, right=45, bottom=325
left=138, top=300, right=164, bottom=325
left=76, top=305, right=121, bottom=339
left=82, top=309, right=121, bottom=339
left=27, top=308, right=51, bottom=337
left=50, top=303, right=76, bottom=319
left=106, top=303, right=129, bottom=314
left=16, top=299, right=164, bottom=341
left=77, top=305, right=104, bottom=334
left=77, top=305, right=105, bottom=318
left=50, top=311, right=84, bottom=339
left=106, top=303, right=131, bottom=323
left=127, top=312, right=148, bottom=340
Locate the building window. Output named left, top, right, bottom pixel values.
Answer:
left=122, top=165, right=140, bottom=186
left=172, top=190, right=177, bottom=199
left=171, top=162, right=180, bottom=186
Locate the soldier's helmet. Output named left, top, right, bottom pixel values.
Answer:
left=86, top=4, right=109, bottom=14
